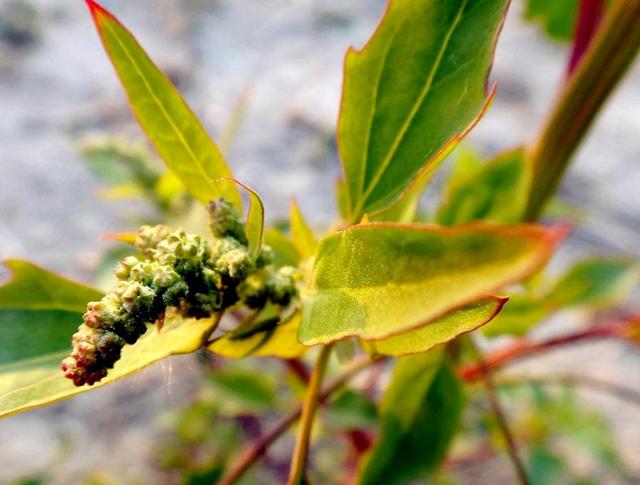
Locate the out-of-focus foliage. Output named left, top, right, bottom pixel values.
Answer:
left=483, top=257, right=639, bottom=337
left=358, top=354, right=463, bottom=484
left=525, top=0, right=579, bottom=41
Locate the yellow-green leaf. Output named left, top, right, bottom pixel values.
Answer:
left=85, top=0, right=240, bottom=207
left=221, top=178, right=265, bottom=261
left=299, top=223, right=564, bottom=344
left=263, top=228, right=301, bottom=267
left=369, top=298, right=506, bottom=356
left=0, top=260, right=217, bottom=418
left=290, top=200, right=318, bottom=259
left=339, top=0, right=509, bottom=221
left=208, top=313, right=307, bottom=359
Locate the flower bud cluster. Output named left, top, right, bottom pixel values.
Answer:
left=62, top=198, right=298, bottom=386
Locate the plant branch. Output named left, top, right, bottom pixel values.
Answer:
left=496, top=373, right=640, bottom=407
left=287, top=344, right=334, bottom=485
left=459, top=319, right=634, bottom=381
left=219, top=354, right=376, bottom=485
left=567, top=0, right=605, bottom=76
left=525, top=0, right=640, bottom=219
left=468, top=338, right=530, bottom=485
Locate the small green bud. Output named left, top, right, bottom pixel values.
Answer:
left=135, top=225, right=171, bottom=253
left=208, top=198, right=247, bottom=243
left=266, top=266, right=298, bottom=306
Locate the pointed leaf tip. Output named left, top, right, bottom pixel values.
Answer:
left=84, top=0, right=110, bottom=20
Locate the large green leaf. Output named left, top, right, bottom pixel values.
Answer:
left=299, top=222, right=563, bottom=344
left=338, top=0, right=509, bottom=221
left=0, top=260, right=217, bottom=418
left=436, top=148, right=530, bottom=225
left=86, top=0, right=240, bottom=207
left=357, top=354, right=463, bottom=484
left=368, top=298, right=506, bottom=356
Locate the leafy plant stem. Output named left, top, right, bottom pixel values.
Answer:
left=219, top=354, right=376, bottom=485
left=287, top=344, right=334, bottom=485
left=468, top=337, right=530, bottom=485
left=524, top=0, right=640, bottom=219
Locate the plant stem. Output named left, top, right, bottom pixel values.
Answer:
left=201, top=311, right=224, bottom=347
left=459, top=320, right=630, bottom=381
left=287, top=344, right=334, bottom=485
left=219, top=354, right=375, bottom=485
left=468, top=338, right=530, bottom=485
left=525, top=0, right=640, bottom=219
left=496, top=373, right=640, bottom=407
left=566, top=0, right=605, bottom=76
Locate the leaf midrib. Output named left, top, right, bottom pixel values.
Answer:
left=103, top=19, right=223, bottom=199
left=354, top=0, right=469, bottom=217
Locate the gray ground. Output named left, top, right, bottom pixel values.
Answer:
left=0, top=0, right=639, bottom=483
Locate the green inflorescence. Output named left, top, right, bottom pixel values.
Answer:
left=61, top=198, right=298, bottom=386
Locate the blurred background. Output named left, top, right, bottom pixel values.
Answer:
left=0, top=0, right=639, bottom=483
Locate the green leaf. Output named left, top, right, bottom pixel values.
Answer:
left=481, top=294, right=552, bottom=337
left=336, top=177, right=350, bottom=221
left=263, top=228, right=301, bottom=267
left=221, top=178, right=265, bottom=261
left=325, top=390, right=378, bottom=429
left=85, top=0, right=241, bottom=207
left=357, top=354, right=463, bottom=484
left=0, top=260, right=102, bottom=313
left=0, top=260, right=217, bottom=418
left=338, top=0, right=509, bottom=221
left=525, top=0, right=579, bottom=41
left=299, top=223, right=563, bottom=344
left=547, top=258, right=639, bottom=308
left=436, top=148, right=530, bottom=225
left=207, top=312, right=307, bottom=359
left=290, top=200, right=318, bottom=260
left=369, top=298, right=506, bottom=356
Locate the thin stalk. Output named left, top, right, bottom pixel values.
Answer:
left=566, top=0, right=605, bottom=76
left=525, top=0, right=640, bottom=219
left=468, top=338, right=530, bottom=485
left=201, top=311, right=224, bottom=347
left=287, top=344, right=334, bottom=485
left=459, top=321, right=628, bottom=381
left=219, top=354, right=374, bottom=485
left=496, top=373, right=640, bottom=407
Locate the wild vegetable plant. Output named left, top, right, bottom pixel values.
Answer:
left=1, top=0, right=640, bottom=483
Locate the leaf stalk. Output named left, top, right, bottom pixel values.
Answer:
left=525, top=0, right=640, bottom=219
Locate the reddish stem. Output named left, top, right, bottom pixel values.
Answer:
left=459, top=321, right=630, bottom=382
left=567, top=0, right=605, bottom=76
left=284, top=358, right=311, bottom=384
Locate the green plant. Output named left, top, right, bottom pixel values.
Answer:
left=2, top=0, right=639, bottom=483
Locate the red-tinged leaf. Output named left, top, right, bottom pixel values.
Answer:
left=85, top=0, right=241, bottom=207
